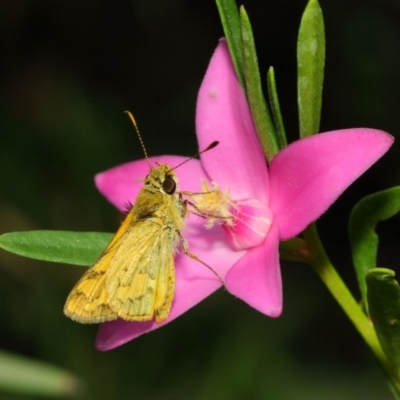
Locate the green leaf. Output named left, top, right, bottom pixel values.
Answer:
left=240, top=6, right=278, bottom=162
left=349, top=186, right=400, bottom=309
left=0, top=231, right=113, bottom=266
left=215, top=0, right=245, bottom=89
left=267, top=67, right=287, bottom=149
left=297, top=0, right=325, bottom=137
left=367, top=269, right=400, bottom=386
left=0, top=350, right=82, bottom=396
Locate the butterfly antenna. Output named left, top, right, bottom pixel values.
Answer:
left=125, top=111, right=152, bottom=169
left=171, top=141, right=219, bottom=171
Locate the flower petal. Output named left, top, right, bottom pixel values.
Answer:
left=96, top=216, right=244, bottom=350
left=95, top=156, right=208, bottom=211
left=196, top=39, right=269, bottom=203
left=269, top=129, right=394, bottom=240
left=224, top=199, right=273, bottom=250
left=225, top=223, right=282, bottom=317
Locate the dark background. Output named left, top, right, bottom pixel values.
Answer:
left=0, top=0, right=399, bottom=399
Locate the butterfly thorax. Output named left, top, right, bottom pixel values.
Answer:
left=132, top=164, right=185, bottom=231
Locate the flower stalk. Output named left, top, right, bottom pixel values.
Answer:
left=303, top=223, right=400, bottom=393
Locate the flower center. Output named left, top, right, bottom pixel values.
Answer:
left=194, top=180, right=273, bottom=251
left=223, top=198, right=273, bottom=250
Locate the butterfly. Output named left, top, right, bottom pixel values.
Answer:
left=64, top=112, right=222, bottom=323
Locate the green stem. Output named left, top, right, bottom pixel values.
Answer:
left=303, top=223, right=400, bottom=392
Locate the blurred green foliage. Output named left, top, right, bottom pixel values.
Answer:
left=0, top=0, right=399, bottom=398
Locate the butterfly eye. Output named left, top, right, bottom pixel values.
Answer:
left=162, top=177, right=176, bottom=194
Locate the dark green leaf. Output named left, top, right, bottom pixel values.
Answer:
left=0, top=350, right=82, bottom=396
left=297, top=0, right=325, bottom=137
left=349, top=186, right=400, bottom=309
left=367, top=269, right=400, bottom=386
left=267, top=67, right=287, bottom=149
left=240, top=6, right=278, bottom=162
left=0, top=231, right=113, bottom=266
left=215, top=0, right=245, bottom=89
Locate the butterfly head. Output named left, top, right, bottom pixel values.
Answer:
left=145, top=164, right=178, bottom=195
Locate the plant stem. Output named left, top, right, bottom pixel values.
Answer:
left=303, top=223, right=400, bottom=393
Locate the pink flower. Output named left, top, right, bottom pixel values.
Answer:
left=94, top=39, right=393, bottom=350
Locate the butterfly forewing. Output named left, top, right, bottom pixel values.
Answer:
left=63, top=211, right=138, bottom=323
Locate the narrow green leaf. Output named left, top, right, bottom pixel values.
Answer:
left=367, top=269, right=400, bottom=386
left=297, top=0, right=325, bottom=137
left=0, top=231, right=113, bottom=266
left=349, top=186, right=400, bottom=309
left=240, top=6, right=278, bottom=162
left=267, top=67, right=287, bottom=149
left=215, top=0, right=245, bottom=88
left=0, top=350, right=82, bottom=396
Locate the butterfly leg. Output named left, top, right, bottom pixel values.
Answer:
left=177, top=230, right=224, bottom=285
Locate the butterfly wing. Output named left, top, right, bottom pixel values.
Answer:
left=154, top=238, right=175, bottom=323
left=63, top=211, right=136, bottom=323
left=105, top=217, right=178, bottom=322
